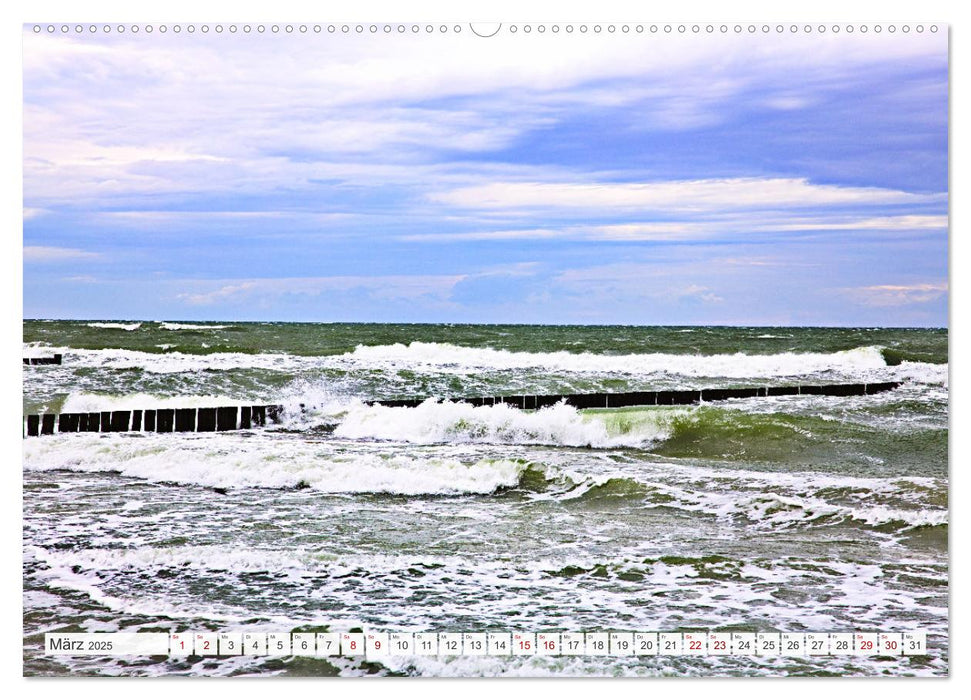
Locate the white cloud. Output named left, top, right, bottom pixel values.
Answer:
left=772, top=215, right=948, bottom=231
left=400, top=227, right=561, bottom=242
left=398, top=214, right=947, bottom=245
left=844, top=282, right=948, bottom=307
left=554, top=262, right=673, bottom=285
left=763, top=94, right=816, bottom=111
left=24, top=246, right=101, bottom=262
left=62, top=275, right=99, bottom=283
left=472, top=261, right=543, bottom=277
left=177, top=282, right=259, bottom=305
left=546, top=262, right=731, bottom=311
left=22, top=30, right=946, bottom=205
left=30, top=139, right=224, bottom=169
left=93, top=210, right=359, bottom=230
left=400, top=221, right=719, bottom=243
left=672, top=284, right=724, bottom=304
left=176, top=275, right=465, bottom=306
left=430, top=177, right=941, bottom=212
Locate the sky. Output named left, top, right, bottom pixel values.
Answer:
left=22, top=25, right=949, bottom=325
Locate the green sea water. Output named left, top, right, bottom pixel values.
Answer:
left=23, top=322, right=948, bottom=677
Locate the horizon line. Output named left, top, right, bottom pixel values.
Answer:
left=22, top=318, right=949, bottom=330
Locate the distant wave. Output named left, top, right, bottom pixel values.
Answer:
left=86, top=322, right=141, bottom=331
left=345, top=342, right=891, bottom=377
left=159, top=322, right=230, bottom=331
left=22, top=347, right=298, bottom=374
left=19, top=342, right=948, bottom=390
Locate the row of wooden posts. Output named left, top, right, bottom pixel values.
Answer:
left=23, top=354, right=62, bottom=365
left=25, top=405, right=280, bottom=436
left=22, top=381, right=901, bottom=437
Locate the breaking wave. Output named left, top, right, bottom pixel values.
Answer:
left=158, top=322, right=230, bottom=331
left=331, top=400, right=672, bottom=448
left=22, top=342, right=945, bottom=382
left=345, top=342, right=892, bottom=378
left=86, top=322, right=142, bottom=331
left=22, top=434, right=530, bottom=495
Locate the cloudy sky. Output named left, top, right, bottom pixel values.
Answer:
left=23, top=26, right=948, bottom=325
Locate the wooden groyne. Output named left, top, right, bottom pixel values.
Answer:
left=23, top=354, right=62, bottom=366
left=25, top=405, right=282, bottom=437
left=376, top=381, right=902, bottom=410
left=22, top=381, right=902, bottom=437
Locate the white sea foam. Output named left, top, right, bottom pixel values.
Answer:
left=40, top=391, right=672, bottom=448
left=637, top=471, right=947, bottom=530
left=35, top=545, right=312, bottom=574
left=42, top=391, right=675, bottom=450
left=32, top=346, right=305, bottom=373
left=24, top=428, right=945, bottom=531
left=22, top=434, right=528, bottom=495
left=29, top=546, right=290, bottom=625
left=19, top=340, right=948, bottom=388
left=86, top=322, right=142, bottom=331
left=27, top=541, right=946, bottom=672
left=530, top=456, right=947, bottom=530
left=846, top=504, right=949, bottom=528
left=344, top=341, right=891, bottom=378
left=159, top=322, right=229, bottom=330
left=22, top=346, right=57, bottom=359
left=60, top=392, right=246, bottom=413
left=891, top=360, right=949, bottom=386
left=332, top=399, right=672, bottom=448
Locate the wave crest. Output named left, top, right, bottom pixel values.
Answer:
left=86, top=322, right=141, bottom=331
left=346, top=341, right=891, bottom=378
left=159, top=322, right=230, bottom=331
left=332, top=399, right=672, bottom=448
left=22, top=434, right=529, bottom=495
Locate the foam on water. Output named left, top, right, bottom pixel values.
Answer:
left=60, top=392, right=245, bottom=413
left=726, top=492, right=947, bottom=529
left=892, top=360, right=949, bottom=386
left=24, top=341, right=947, bottom=386
left=33, top=544, right=312, bottom=574
left=158, top=322, right=230, bottom=330
left=86, top=322, right=142, bottom=331
left=22, top=434, right=528, bottom=495
left=27, top=540, right=946, bottom=668
left=22, top=323, right=949, bottom=678
left=37, top=346, right=305, bottom=374
left=332, top=399, right=672, bottom=448
left=21, top=429, right=946, bottom=532
left=662, top=465, right=945, bottom=531
left=345, top=341, right=891, bottom=378
left=535, top=461, right=946, bottom=531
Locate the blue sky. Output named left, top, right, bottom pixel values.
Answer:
left=23, top=27, right=948, bottom=325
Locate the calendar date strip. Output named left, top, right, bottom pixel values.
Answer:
left=44, top=630, right=930, bottom=658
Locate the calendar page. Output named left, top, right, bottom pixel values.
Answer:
left=21, top=16, right=948, bottom=679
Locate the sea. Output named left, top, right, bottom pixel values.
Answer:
left=22, top=321, right=949, bottom=677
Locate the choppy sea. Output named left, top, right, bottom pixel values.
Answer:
left=22, top=322, right=948, bottom=676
